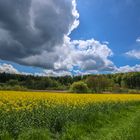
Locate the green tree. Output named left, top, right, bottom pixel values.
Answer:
left=86, top=76, right=112, bottom=93
left=70, top=81, right=89, bottom=93
left=7, top=79, right=19, bottom=86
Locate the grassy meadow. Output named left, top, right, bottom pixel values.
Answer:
left=0, top=91, right=140, bottom=140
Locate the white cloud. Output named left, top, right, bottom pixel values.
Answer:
left=0, top=0, right=121, bottom=75
left=136, top=37, right=140, bottom=43
left=53, top=37, right=115, bottom=72
left=0, top=0, right=116, bottom=75
left=69, top=0, right=80, bottom=34
left=103, top=41, right=109, bottom=45
left=1, top=62, right=140, bottom=76
left=0, top=63, right=34, bottom=75
left=125, top=36, right=140, bottom=59
left=126, top=50, right=140, bottom=59
left=0, top=64, right=19, bottom=74
left=35, top=70, right=72, bottom=77
left=116, top=64, right=140, bottom=73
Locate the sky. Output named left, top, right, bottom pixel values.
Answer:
left=0, top=0, right=140, bottom=76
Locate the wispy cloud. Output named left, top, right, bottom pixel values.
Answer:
left=116, top=64, right=140, bottom=73
left=136, top=37, right=140, bottom=43
left=125, top=36, right=140, bottom=59
left=126, top=50, right=140, bottom=59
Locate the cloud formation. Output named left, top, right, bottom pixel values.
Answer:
left=0, top=0, right=117, bottom=75
left=36, top=70, right=72, bottom=77
left=126, top=50, right=140, bottom=59
left=0, top=64, right=19, bottom=74
left=2, top=0, right=140, bottom=75
left=0, top=0, right=79, bottom=68
left=54, top=37, right=116, bottom=72
left=136, top=37, right=140, bottom=43
left=116, top=64, right=140, bottom=73
left=125, top=36, right=140, bottom=60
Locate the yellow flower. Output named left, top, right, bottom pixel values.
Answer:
left=0, top=91, right=140, bottom=111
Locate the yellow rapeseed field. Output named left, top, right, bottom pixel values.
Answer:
left=0, top=91, right=140, bottom=111
left=1, top=91, right=140, bottom=139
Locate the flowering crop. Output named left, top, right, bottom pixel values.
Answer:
left=0, top=91, right=140, bottom=111
left=0, top=91, right=140, bottom=139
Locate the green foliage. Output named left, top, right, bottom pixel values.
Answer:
left=61, top=103, right=140, bottom=140
left=18, top=129, right=51, bottom=140
left=1, top=72, right=140, bottom=92
left=0, top=101, right=140, bottom=139
left=86, top=76, right=113, bottom=93
left=7, top=80, right=19, bottom=86
left=0, top=131, right=13, bottom=140
left=0, top=85, right=27, bottom=91
left=24, top=78, right=60, bottom=90
left=70, top=81, right=89, bottom=93
left=61, top=124, right=86, bottom=140
left=128, top=89, right=140, bottom=94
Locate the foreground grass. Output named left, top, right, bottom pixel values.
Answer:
left=62, top=103, right=140, bottom=140
left=0, top=91, right=140, bottom=139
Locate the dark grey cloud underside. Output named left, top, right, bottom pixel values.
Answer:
left=0, top=0, right=117, bottom=74
left=0, top=0, right=75, bottom=68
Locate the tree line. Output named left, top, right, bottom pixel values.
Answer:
left=0, top=72, right=140, bottom=93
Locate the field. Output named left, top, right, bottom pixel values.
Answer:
left=0, top=91, right=140, bottom=140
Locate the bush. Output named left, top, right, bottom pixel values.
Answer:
left=7, top=80, right=19, bottom=86
left=128, top=89, right=140, bottom=94
left=11, top=85, right=27, bottom=91
left=0, top=85, right=27, bottom=91
left=70, top=81, right=89, bottom=93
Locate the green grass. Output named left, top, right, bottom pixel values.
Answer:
left=60, top=102, right=140, bottom=140
left=0, top=102, right=140, bottom=140
left=18, top=129, right=51, bottom=140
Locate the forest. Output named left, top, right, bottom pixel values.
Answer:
left=0, top=72, right=140, bottom=93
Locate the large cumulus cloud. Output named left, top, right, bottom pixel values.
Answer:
left=0, top=0, right=117, bottom=75
left=53, top=37, right=116, bottom=72
left=0, top=0, right=79, bottom=67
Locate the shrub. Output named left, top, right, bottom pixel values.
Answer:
left=70, top=81, right=89, bottom=93
left=7, top=80, right=19, bottom=86
left=128, top=89, right=140, bottom=94
left=0, top=85, right=27, bottom=91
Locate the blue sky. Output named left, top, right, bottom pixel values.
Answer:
left=71, top=0, right=140, bottom=67
left=0, top=0, right=140, bottom=75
